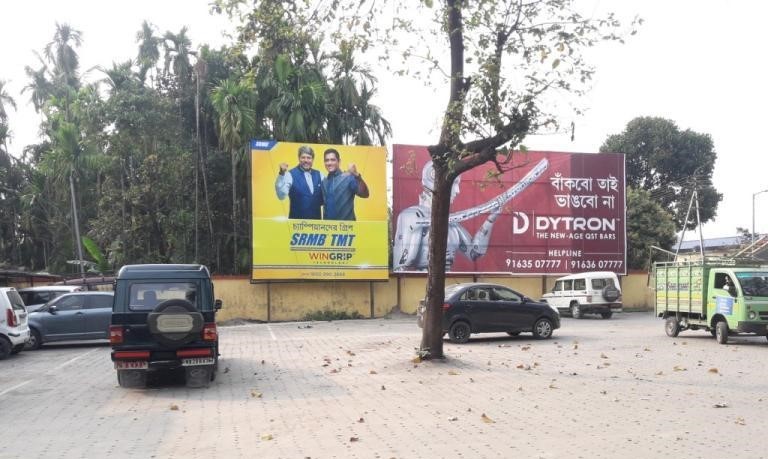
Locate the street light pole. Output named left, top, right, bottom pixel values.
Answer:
left=753, top=188, right=768, bottom=255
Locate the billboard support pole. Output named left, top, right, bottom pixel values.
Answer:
left=369, top=282, right=374, bottom=318
left=267, top=282, right=271, bottom=322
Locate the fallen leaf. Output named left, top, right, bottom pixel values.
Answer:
left=521, top=346, right=531, bottom=351
left=223, top=367, right=230, bottom=374
left=655, top=371, right=664, bottom=376
left=357, top=417, right=365, bottom=423
left=369, top=370, right=378, bottom=374
left=516, top=363, right=525, bottom=369
left=673, top=366, right=686, bottom=372
left=448, top=416, right=458, bottom=421
left=169, top=404, right=179, bottom=411
left=644, top=347, right=652, bottom=352
left=735, top=417, right=746, bottom=425
left=600, top=390, right=607, bottom=395
left=481, top=413, right=495, bottom=423
left=330, top=369, right=340, bottom=374
left=708, top=368, right=719, bottom=374
left=469, top=377, right=475, bottom=383
left=411, top=356, right=422, bottom=364
left=600, top=353, right=609, bottom=359
left=251, top=390, right=263, bottom=398
left=548, top=383, right=558, bottom=389
left=713, top=402, right=728, bottom=408
left=261, top=360, right=265, bottom=364
left=347, top=350, right=356, bottom=356
left=261, top=434, right=273, bottom=441
left=350, top=437, right=359, bottom=442
left=381, top=385, right=386, bottom=390
left=573, top=344, right=579, bottom=350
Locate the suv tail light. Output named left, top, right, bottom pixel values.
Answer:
left=442, top=303, right=451, bottom=311
left=109, top=325, right=124, bottom=345
left=113, top=350, right=149, bottom=360
left=6, top=309, right=17, bottom=327
left=202, top=323, right=217, bottom=342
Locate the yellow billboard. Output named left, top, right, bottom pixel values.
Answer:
left=250, top=140, right=388, bottom=280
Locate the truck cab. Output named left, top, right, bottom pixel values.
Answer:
left=655, top=260, right=768, bottom=344
left=110, top=264, right=222, bottom=388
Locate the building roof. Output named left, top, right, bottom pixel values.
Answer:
left=677, top=236, right=742, bottom=252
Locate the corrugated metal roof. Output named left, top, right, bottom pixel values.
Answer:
left=677, top=236, right=742, bottom=251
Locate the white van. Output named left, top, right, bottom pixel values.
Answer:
left=0, top=287, right=31, bottom=358
left=541, top=271, right=622, bottom=319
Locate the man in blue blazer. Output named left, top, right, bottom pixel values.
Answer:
left=275, top=145, right=324, bottom=219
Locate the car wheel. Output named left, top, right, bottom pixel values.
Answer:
left=664, top=317, right=680, bottom=337
left=25, top=329, right=42, bottom=350
left=117, top=370, right=147, bottom=388
left=715, top=321, right=728, bottom=345
left=185, top=367, right=212, bottom=388
left=507, top=331, right=520, bottom=336
left=11, top=344, right=24, bottom=355
left=532, top=318, right=554, bottom=339
left=0, top=337, right=11, bottom=360
left=570, top=302, right=582, bottom=319
left=601, top=311, right=613, bottom=319
left=448, top=321, right=471, bottom=344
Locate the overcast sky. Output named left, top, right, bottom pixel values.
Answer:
left=3, top=0, right=767, bottom=241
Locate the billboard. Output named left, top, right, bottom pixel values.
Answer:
left=392, top=145, right=626, bottom=275
left=251, top=140, right=388, bottom=281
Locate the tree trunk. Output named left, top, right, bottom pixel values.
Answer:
left=419, top=165, right=453, bottom=359
left=231, top=148, right=237, bottom=274
left=69, top=172, right=85, bottom=278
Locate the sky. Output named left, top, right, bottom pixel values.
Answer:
left=2, top=0, right=768, bottom=241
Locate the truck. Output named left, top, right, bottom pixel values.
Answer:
left=655, top=259, right=768, bottom=344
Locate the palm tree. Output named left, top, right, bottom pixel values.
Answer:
left=45, top=23, right=83, bottom=89
left=163, top=28, right=193, bottom=87
left=136, top=21, right=161, bottom=85
left=23, top=63, right=53, bottom=113
left=210, top=77, right=255, bottom=273
left=0, top=80, right=17, bottom=155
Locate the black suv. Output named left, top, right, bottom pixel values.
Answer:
left=110, top=264, right=222, bottom=388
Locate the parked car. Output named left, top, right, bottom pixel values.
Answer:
left=0, top=287, right=31, bottom=359
left=18, top=285, right=84, bottom=313
left=540, top=271, right=622, bottom=319
left=110, top=264, right=222, bottom=389
left=26, top=291, right=114, bottom=350
left=417, top=283, right=560, bottom=343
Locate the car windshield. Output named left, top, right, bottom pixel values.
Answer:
left=129, top=282, right=199, bottom=311
left=735, top=272, right=768, bottom=297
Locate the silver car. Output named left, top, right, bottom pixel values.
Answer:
left=26, top=292, right=114, bottom=350
left=17, top=286, right=84, bottom=313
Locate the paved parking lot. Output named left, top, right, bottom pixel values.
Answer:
left=3, top=312, right=768, bottom=458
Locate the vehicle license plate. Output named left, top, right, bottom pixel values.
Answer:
left=182, top=357, right=215, bottom=366
left=115, top=361, right=148, bottom=370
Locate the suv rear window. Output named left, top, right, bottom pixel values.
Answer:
left=591, top=278, right=615, bottom=289
left=129, top=282, right=198, bottom=311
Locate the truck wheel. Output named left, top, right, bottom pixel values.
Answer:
left=601, top=311, right=613, bottom=319
left=570, top=302, right=583, bottom=319
left=664, top=317, right=680, bottom=337
left=715, top=321, right=729, bottom=345
left=117, top=370, right=147, bottom=388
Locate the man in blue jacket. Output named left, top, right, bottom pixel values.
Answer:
left=275, top=145, right=324, bottom=219
left=321, top=148, right=369, bottom=221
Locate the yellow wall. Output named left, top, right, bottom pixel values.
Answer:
left=212, top=272, right=654, bottom=322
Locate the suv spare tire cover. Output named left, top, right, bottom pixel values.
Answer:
left=148, top=299, right=204, bottom=348
left=602, top=285, right=620, bottom=302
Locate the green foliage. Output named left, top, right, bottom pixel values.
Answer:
left=600, top=117, right=721, bottom=229
left=81, top=236, right=110, bottom=273
left=626, top=187, right=677, bottom=269
left=302, top=309, right=364, bottom=321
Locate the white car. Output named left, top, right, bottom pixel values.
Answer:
left=541, top=271, right=622, bottom=319
left=0, top=287, right=31, bottom=358
left=17, top=285, right=83, bottom=313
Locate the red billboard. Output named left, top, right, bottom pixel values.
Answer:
left=392, top=145, right=626, bottom=275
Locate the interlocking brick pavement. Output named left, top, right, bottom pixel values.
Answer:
left=3, top=313, right=768, bottom=458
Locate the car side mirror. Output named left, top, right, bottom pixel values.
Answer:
left=214, top=299, right=223, bottom=310
left=48, top=305, right=58, bottom=314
